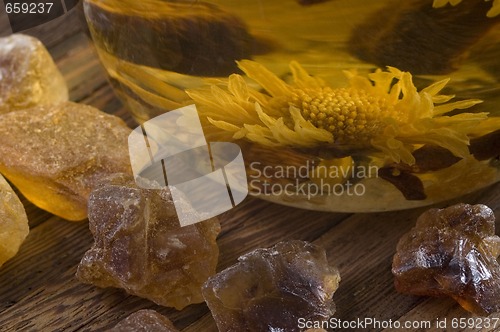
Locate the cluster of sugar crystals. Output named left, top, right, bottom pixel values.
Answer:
left=393, top=203, right=500, bottom=316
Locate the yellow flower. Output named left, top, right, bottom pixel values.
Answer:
left=187, top=60, right=490, bottom=165
left=433, top=0, right=500, bottom=17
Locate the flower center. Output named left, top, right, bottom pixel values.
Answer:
left=291, top=87, right=395, bottom=145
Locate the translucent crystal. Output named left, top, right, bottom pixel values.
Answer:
left=76, top=175, right=221, bottom=310
left=0, top=102, right=132, bottom=221
left=202, top=240, right=340, bottom=332
left=0, top=174, right=29, bottom=268
left=108, top=310, right=179, bottom=332
left=392, top=203, right=500, bottom=316
left=0, top=34, right=68, bottom=114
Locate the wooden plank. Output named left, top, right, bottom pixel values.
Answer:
left=0, top=0, right=13, bottom=36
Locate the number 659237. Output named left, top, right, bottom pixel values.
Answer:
left=5, top=2, right=53, bottom=14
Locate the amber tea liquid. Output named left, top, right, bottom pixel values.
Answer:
left=84, top=0, right=500, bottom=211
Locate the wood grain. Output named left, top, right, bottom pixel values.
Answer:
left=0, top=6, right=499, bottom=332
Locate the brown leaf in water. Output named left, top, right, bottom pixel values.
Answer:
left=378, top=167, right=427, bottom=200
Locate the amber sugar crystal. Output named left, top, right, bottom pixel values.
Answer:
left=0, top=102, right=132, bottom=221
left=0, top=34, right=68, bottom=114
left=0, top=174, right=29, bottom=268
left=393, top=203, right=500, bottom=316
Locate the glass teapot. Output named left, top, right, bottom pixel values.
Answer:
left=83, top=0, right=500, bottom=212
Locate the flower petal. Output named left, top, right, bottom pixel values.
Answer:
left=433, top=99, right=483, bottom=115
left=228, top=74, right=250, bottom=101
left=290, top=61, right=325, bottom=89
left=421, top=78, right=450, bottom=96
left=487, top=0, right=500, bottom=17
left=207, top=118, right=241, bottom=133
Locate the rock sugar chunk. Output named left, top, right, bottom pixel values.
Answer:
left=0, top=102, right=132, bottom=221
left=0, top=34, right=68, bottom=113
left=0, top=174, right=29, bottom=268
left=108, top=310, right=179, bottom=332
left=393, top=203, right=500, bottom=316
left=202, top=240, right=340, bottom=332
left=76, top=175, right=221, bottom=310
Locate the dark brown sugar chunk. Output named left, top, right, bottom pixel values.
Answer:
left=77, top=175, right=221, bottom=310
left=202, top=240, right=340, bottom=332
left=393, top=203, right=500, bottom=316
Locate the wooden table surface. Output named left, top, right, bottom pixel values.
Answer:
left=1, top=8, right=500, bottom=332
